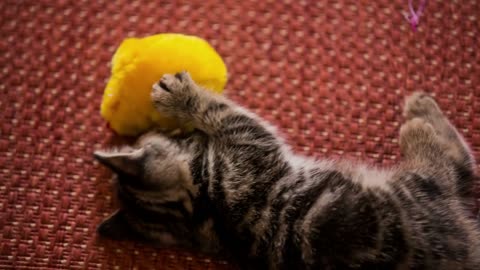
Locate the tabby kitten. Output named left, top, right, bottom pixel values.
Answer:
left=94, top=71, right=480, bottom=269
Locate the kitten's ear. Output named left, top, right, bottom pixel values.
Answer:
left=93, top=148, right=144, bottom=176
left=97, top=210, right=130, bottom=240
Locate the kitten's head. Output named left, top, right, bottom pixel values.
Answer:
left=93, top=132, right=203, bottom=247
left=94, top=133, right=195, bottom=193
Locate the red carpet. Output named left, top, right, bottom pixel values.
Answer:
left=1, top=0, right=479, bottom=269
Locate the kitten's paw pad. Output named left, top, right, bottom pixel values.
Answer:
left=404, top=92, right=443, bottom=120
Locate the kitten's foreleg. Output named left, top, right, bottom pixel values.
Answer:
left=151, top=72, right=262, bottom=136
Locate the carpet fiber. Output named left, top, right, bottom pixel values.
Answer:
left=1, top=0, right=479, bottom=269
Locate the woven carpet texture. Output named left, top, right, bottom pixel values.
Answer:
left=1, top=0, right=479, bottom=269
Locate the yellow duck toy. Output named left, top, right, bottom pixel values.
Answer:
left=100, top=33, right=228, bottom=136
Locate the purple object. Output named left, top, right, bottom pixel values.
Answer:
left=403, top=0, right=427, bottom=31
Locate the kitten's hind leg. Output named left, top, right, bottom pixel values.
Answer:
left=404, top=92, right=474, bottom=165
left=400, top=92, right=475, bottom=198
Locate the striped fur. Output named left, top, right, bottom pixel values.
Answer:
left=94, top=73, right=480, bottom=269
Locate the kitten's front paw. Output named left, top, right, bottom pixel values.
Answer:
left=151, top=71, right=198, bottom=117
left=404, top=92, right=443, bottom=120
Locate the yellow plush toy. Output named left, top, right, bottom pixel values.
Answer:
left=100, top=33, right=227, bottom=136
